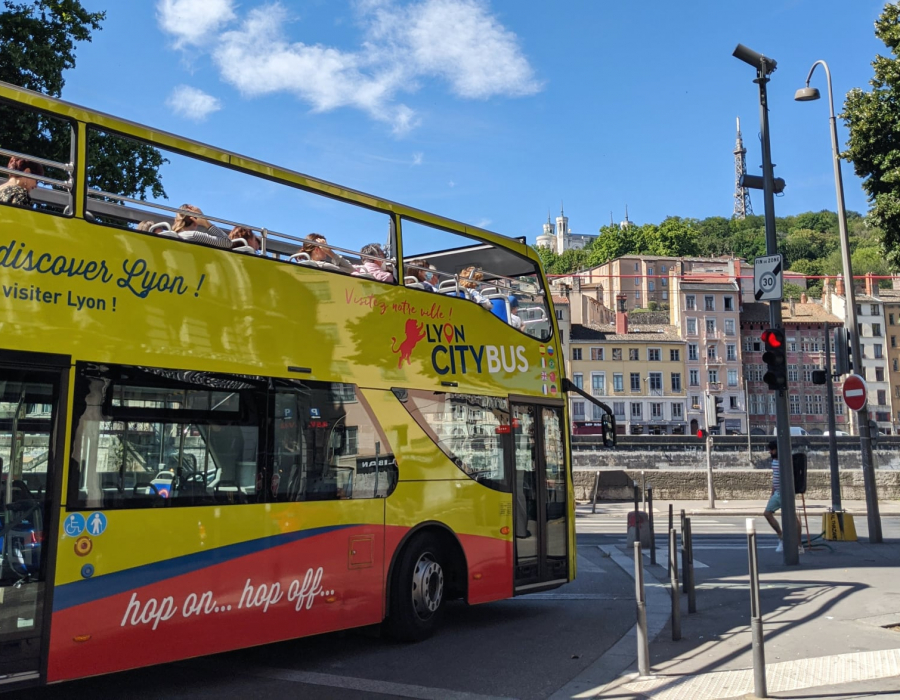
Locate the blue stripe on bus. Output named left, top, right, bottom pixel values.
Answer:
left=53, top=524, right=354, bottom=612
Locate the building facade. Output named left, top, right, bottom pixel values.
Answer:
left=880, top=287, right=900, bottom=434
left=567, top=304, right=687, bottom=436
left=535, top=208, right=598, bottom=255
left=741, top=300, right=847, bottom=435
left=670, top=277, right=746, bottom=434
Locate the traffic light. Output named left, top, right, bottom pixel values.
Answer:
left=761, top=328, right=787, bottom=391
left=704, top=393, right=724, bottom=429
left=696, top=428, right=706, bottom=439
left=833, top=327, right=851, bottom=376
left=811, top=370, right=827, bottom=385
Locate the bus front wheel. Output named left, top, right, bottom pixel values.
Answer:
left=384, top=533, right=446, bottom=642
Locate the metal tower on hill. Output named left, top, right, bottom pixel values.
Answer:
left=733, top=117, right=753, bottom=219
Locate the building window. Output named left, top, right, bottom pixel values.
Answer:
left=671, top=373, right=682, bottom=392
left=556, top=309, right=564, bottom=320
left=729, top=395, right=739, bottom=409
left=727, top=369, right=739, bottom=386
left=707, top=345, right=717, bottom=360
left=689, top=369, right=699, bottom=386
left=789, top=341, right=797, bottom=353
left=670, top=349, right=680, bottom=362
left=649, top=280, right=656, bottom=292
left=706, top=319, right=716, bottom=334
left=613, top=402, right=625, bottom=417
left=648, top=348, right=661, bottom=362
left=788, top=365, right=799, bottom=382
left=690, top=395, right=701, bottom=409
left=662, top=290, right=669, bottom=299
left=648, top=267, right=654, bottom=276
left=573, top=373, right=583, bottom=389
left=687, top=318, right=697, bottom=335
left=573, top=401, right=585, bottom=420
left=688, top=344, right=699, bottom=361
left=630, top=373, right=641, bottom=391
left=724, top=319, right=735, bottom=336
left=650, top=402, right=663, bottom=419
left=591, top=347, right=604, bottom=361
left=592, top=373, right=606, bottom=395
left=629, top=348, right=640, bottom=361
left=744, top=336, right=752, bottom=352
left=705, top=296, right=715, bottom=311
left=875, top=344, right=884, bottom=359
left=876, top=367, right=885, bottom=382
left=614, top=373, right=624, bottom=392
left=878, top=389, right=887, bottom=406
left=892, top=336, right=897, bottom=348
left=708, top=369, right=719, bottom=384
left=686, top=295, right=696, bottom=310
left=813, top=395, right=823, bottom=414
left=672, top=403, right=683, bottom=419
left=649, top=372, right=663, bottom=391
left=805, top=394, right=814, bottom=413
left=724, top=296, right=734, bottom=311
left=874, top=323, right=882, bottom=337
left=877, top=411, right=890, bottom=422
left=612, top=348, right=622, bottom=361
left=790, top=395, right=801, bottom=414
left=872, top=304, right=879, bottom=316
left=835, top=395, right=844, bottom=415
left=572, top=348, right=582, bottom=360
left=891, top=313, right=896, bottom=325
left=858, top=323, right=864, bottom=337
left=726, top=344, right=737, bottom=361
left=894, top=359, right=899, bottom=372
left=631, top=402, right=642, bottom=418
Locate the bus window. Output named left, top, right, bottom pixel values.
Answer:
left=83, top=129, right=394, bottom=276
left=68, top=363, right=265, bottom=510
left=270, top=380, right=396, bottom=502
left=0, top=101, right=74, bottom=216
left=393, top=389, right=510, bottom=492
left=400, top=218, right=552, bottom=341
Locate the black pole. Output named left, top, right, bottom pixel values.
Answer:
left=667, top=504, right=673, bottom=576
left=669, top=527, right=681, bottom=641
left=685, top=517, right=696, bottom=613
left=634, top=542, right=650, bottom=677
left=747, top=519, right=768, bottom=697
left=824, top=324, right=842, bottom=513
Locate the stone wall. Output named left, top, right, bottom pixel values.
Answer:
left=573, top=468, right=900, bottom=501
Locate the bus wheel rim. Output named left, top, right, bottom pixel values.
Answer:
left=411, top=552, right=443, bottom=619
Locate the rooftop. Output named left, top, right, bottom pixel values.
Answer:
left=570, top=323, right=681, bottom=342
left=740, top=301, right=841, bottom=324
left=551, top=295, right=569, bottom=305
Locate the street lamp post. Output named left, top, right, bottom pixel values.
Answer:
left=795, top=61, right=883, bottom=543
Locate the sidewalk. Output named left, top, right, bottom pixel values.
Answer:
left=582, top=497, right=900, bottom=517
left=582, top=509, right=900, bottom=699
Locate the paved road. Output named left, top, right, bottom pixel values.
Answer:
left=29, top=507, right=900, bottom=699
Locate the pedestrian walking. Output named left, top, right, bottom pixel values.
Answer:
left=763, top=440, right=801, bottom=553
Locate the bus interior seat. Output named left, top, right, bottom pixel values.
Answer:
left=404, top=276, right=424, bottom=289
left=489, top=297, right=509, bottom=323
left=290, top=252, right=311, bottom=263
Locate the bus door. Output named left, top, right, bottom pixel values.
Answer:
left=0, top=355, right=66, bottom=685
left=511, top=401, right=568, bottom=592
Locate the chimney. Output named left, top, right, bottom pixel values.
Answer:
left=893, top=275, right=900, bottom=291
left=616, top=294, right=628, bottom=335
left=800, top=292, right=808, bottom=304
left=866, top=272, right=879, bottom=299
left=865, top=272, right=874, bottom=298
left=835, top=276, right=845, bottom=297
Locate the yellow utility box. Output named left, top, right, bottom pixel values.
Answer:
left=822, top=511, right=857, bottom=541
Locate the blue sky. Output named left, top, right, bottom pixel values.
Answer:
left=63, top=0, right=887, bottom=250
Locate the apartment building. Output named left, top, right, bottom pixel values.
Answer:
left=567, top=299, right=687, bottom=435
left=741, top=300, right=847, bottom=435
left=670, top=276, right=746, bottom=434
left=824, top=276, right=894, bottom=434
left=881, top=287, right=900, bottom=433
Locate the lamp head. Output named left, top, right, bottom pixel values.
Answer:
left=794, top=86, right=821, bottom=102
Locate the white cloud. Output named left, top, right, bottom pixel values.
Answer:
left=158, top=0, right=539, bottom=134
left=157, top=0, right=236, bottom=48
left=412, top=152, right=424, bottom=165
left=448, top=180, right=456, bottom=187
left=166, top=85, right=223, bottom=121
left=474, top=218, right=492, bottom=229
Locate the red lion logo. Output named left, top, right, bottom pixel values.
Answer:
left=391, top=319, right=426, bottom=368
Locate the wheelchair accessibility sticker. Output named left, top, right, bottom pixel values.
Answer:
left=87, top=512, right=107, bottom=536
left=64, top=513, right=85, bottom=537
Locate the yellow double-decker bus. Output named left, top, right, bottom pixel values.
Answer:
left=0, top=81, right=613, bottom=688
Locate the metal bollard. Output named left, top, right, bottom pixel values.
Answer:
left=669, top=528, right=681, bottom=641
left=685, top=517, right=696, bottom=614
left=667, top=504, right=674, bottom=576
left=590, top=472, right=601, bottom=514
left=647, top=485, right=656, bottom=566
left=634, top=542, right=650, bottom=677
left=747, top=518, right=768, bottom=698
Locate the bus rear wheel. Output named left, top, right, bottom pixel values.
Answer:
left=384, top=533, right=446, bottom=642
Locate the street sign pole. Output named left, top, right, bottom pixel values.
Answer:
left=755, top=59, right=799, bottom=565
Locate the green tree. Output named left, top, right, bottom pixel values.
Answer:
left=782, top=282, right=806, bottom=300
left=534, top=245, right=558, bottom=274
left=0, top=0, right=166, bottom=200
left=650, top=217, right=699, bottom=257
left=843, top=1, right=900, bottom=267
left=782, top=228, right=835, bottom=266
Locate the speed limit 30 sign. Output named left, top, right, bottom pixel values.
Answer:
left=754, top=254, right=783, bottom=301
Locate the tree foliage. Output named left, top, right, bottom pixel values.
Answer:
left=0, top=0, right=166, bottom=200
left=843, top=1, right=900, bottom=266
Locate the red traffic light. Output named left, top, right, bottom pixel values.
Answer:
left=761, top=329, right=783, bottom=348
left=696, top=429, right=706, bottom=439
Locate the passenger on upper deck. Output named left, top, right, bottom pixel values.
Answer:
left=136, top=220, right=154, bottom=232
left=353, top=243, right=394, bottom=282
left=0, top=157, right=44, bottom=209
left=299, top=233, right=355, bottom=271
left=508, top=295, right=523, bottom=329
left=459, top=266, right=492, bottom=310
left=229, top=225, right=261, bottom=252
left=405, top=259, right=435, bottom=291
left=172, top=204, right=231, bottom=249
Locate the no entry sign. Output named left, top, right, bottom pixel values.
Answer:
left=842, top=373, right=868, bottom=412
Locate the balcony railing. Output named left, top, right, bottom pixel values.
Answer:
left=705, top=357, right=725, bottom=366
left=708, top=382, right=724, bottom=391
left=591, top=388, right=607, bottom=397
left=704, top=329, right=722, bottom=339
